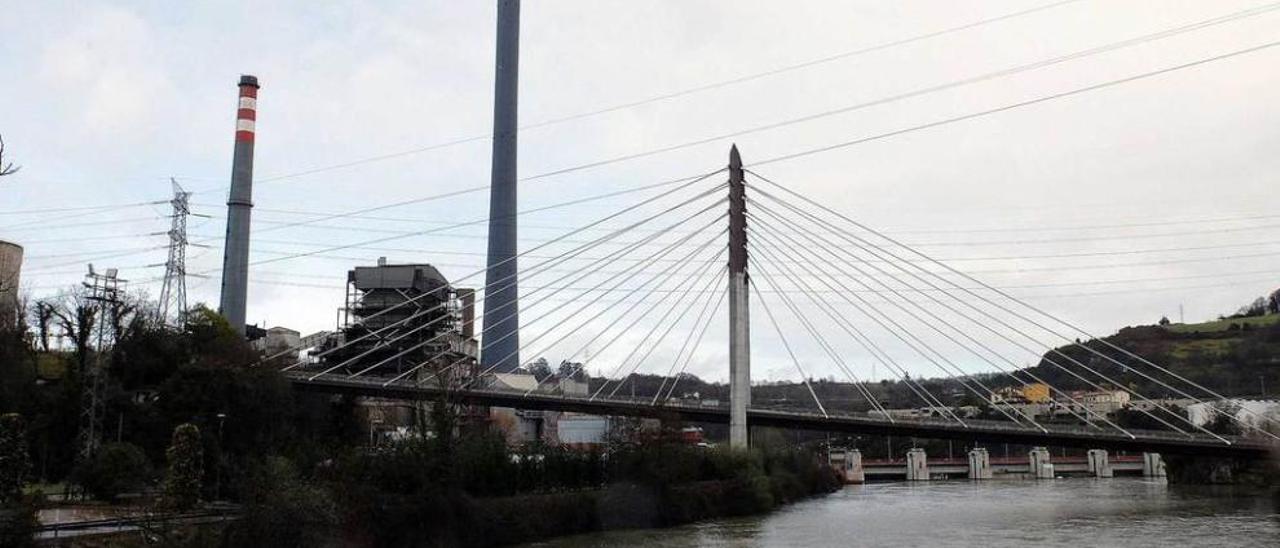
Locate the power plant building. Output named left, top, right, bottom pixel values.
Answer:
left=312, top=259, right=478, bottom=379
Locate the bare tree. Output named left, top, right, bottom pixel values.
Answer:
left=50, top=288, right=97, bottom=376
left=0, top=134, right=19, bottom=177
left=32, top=300, right=55, bottom=352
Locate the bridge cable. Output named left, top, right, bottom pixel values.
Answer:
left=601, top=265, right=729, bottom=401
left=750, top=173, right=1249, bottom=443
left=747, top=205, right=1120, bottom=431
left=651, top=262, right=731, bottom=405
left=748, top=276, right=830, bottom=418
left=750, top=205, right=1137, bottom=435
left=744, top=233, right=974, bottom=426
left=658, top=280, right=729, bottom=405
left=747, top=218, right=1036, bottom=428
left=384, top=205, right=729, bottom=387
left=317, top=195, right=728, bottom=382
left=749, top=187, right=1211, bottom=438
left=289, top=181, right=728, bottom=373
left=746, top=257, right=893, bottom=420
left=591, top=259, right=728, bottom=401
left=523, top=234, right=729, bottom=396
left=257, top=169, right=725, bottom=365
left=512, top=224, right=731, bottom=396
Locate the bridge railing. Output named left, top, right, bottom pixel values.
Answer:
left=287, top=371, right=1270, bottom=449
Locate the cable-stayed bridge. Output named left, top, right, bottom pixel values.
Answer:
left=271, top=147, right=1279, bottom=461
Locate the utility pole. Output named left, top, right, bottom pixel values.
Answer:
left=78, top=265, right=124, bottom=461
left=481, top=0, right=521, bottom=373
left=728, top=145, right=751, bottom=448
left=158, top=178, right=191, bottom=329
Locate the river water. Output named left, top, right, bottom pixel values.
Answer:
left=531, top=478, right=1278, bottom=547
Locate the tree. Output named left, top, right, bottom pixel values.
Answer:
left=0, top=135, right=18, bottom=177
left=0, top=414, right=31, bottom=504
left=1205, top=401, right=1243, bottom=436
left=31, top=302, right=54, bottom=353
left=163, top=423, right=203, bottom=510
left=558, top=360, right=586, bottom=382
left=1268, top=288, right=1280, bottom=315
left=1158, top=316, right=1170, bottom=326
left=525, top=357, right=552, bottom=381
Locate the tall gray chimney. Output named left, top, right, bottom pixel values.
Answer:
left=481, top=0, right=521, bottom=372
left=219, top=74, right=259, bottom=335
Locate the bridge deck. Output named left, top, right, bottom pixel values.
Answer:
left=288, top=373, right=1276, bottom=458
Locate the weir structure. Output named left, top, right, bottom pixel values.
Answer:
left=219, top=74, right=260, bottom=335
left=481, top=0, right=522, bottom=372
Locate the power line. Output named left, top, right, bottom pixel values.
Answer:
left=186, top=0, right=1083, bottom=192
left=752, top=39, right=1280, bottom=168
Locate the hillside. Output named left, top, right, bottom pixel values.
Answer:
left=1019, top=313, right=1280, bottom=399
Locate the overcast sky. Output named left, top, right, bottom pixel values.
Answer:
left=3, top=1, right=1278, bottom=387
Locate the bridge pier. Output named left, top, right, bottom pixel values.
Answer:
left=829, top=448, right=865, bottom=484
left=1029, top=447, right=1055, bottom=479
left=968, top=447, right=992, bottom=480
left=1143, top=453, right=1167, bottom=478
left=906, top=448, right=929, bottom=481
left=1087, top=449, right=1113, bottom=478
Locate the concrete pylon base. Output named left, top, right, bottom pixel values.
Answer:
left=906, top=448, right=929, bottom=481
left=968, top=447, right=993, bottom=480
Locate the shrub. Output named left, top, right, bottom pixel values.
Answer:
left=72, top=442, right=152, bottom=501
left=224, top=457, right=336, bottom=548
left=0, top=413, right=31, bottom=503
left=0, top=495, right=39, bottom=548
left=163, top=423, right=204, bottom=510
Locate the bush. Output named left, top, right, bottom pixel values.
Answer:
left=0, top=413, right=32, bottom=503
left=0, top=495, right=39, bottom=548
left=162, top=423, right=203, bottom=510
left=224, top=457, right=336, bottom=548
left=72, top=442, right=152, bottom=502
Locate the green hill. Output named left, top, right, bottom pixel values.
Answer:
left=1020, top=312, right=1280, bottom=399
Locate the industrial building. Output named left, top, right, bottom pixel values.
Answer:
left=312, top=259, right=478, bottom=380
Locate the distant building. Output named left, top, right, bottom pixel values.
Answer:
left=1186, top=399, right=1280, bottom=432
left=558, top=413, right=610, bottom=448
left=991, top=383, right=1052, bottom=405
left=250, top=326, right=301, bottom=355
left=1055, top=388, right=1131, bottom=417
left=1021, top=383, right=1051, bottom=403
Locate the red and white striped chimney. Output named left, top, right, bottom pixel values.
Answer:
left=235, top=77, right=258, bottom=143
left=219, top=74, right=260, bottom=335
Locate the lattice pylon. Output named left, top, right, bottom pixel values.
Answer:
left=158, top=178, right=191, bottom=329
left=78, top=265, right=124, bottom=461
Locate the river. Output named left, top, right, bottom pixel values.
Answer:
left=529, top=478, right=1278, bottom=547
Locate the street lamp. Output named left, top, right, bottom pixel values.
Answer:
left=215, top=413, right=227, bottom=501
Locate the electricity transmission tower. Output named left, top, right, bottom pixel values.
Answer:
left=157, top=178, right=191, bottom=329
left=78, top=264, right=124, bottom=461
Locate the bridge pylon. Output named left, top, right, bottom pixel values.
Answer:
left=728, top=145, right=751, bottom=448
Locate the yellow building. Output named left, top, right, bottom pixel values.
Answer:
left=1020, top=383, right=1051, bottom=403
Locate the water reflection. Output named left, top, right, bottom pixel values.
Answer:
left=529, top=478, right=1277, bottom=547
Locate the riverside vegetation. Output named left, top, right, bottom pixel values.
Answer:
left=0, top=293, right=838, bottom=547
